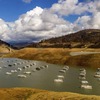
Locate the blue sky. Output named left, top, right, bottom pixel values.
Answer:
left=0, top=0, right=99, bottom=43
left=0, top=0, right=58, bottom=21
left=0, top=0, right=90, bottom=22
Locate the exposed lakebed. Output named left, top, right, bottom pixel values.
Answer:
left=0, top=58, right=100, bottom=95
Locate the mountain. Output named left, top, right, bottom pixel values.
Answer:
left=28, top=29, right=100, bottom=48
left=9, top=41, right=31, bottom=49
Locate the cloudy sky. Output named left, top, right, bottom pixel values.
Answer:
left=0, top=0, right=100, bottom=43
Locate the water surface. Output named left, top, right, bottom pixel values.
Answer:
left=0, top=58, right=100, bottom=96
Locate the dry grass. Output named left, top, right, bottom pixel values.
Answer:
left=2, top=48, right=100, bottom=68
left=3, top=48, right=70, bottom=64
left=0, top=46, right=10, bottom=53
left=0, top=88, right=100, bottom=100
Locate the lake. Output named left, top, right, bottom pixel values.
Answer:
left=0, top=58, right=100, bottom=96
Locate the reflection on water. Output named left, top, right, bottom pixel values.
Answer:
left=0, top=58, right=100, bottom=96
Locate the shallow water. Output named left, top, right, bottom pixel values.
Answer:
left=0, top=58, right=100, bottom=96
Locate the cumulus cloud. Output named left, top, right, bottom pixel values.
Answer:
left=0, top=0, right=100, bottom=43
left=74, top=15, right=92, bottom=29
left=92, top=12, right=100, bottom=29
left=50, top=0, right=90, bottom=16
left=0, top=19, right=11, bottom=40
left=22, top=0, right=32, bottom=3
left=13, top=7, right=72, bottom=42
left=1, top=6, right=73, bottom=42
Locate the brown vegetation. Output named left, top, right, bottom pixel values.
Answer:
left=28, top=29, right=100, bottom=48
left=0, top=88, right=100, bottom=100
left=3, top=48, right=100, bottom=68
left=0, top=40, right=12, bottom=53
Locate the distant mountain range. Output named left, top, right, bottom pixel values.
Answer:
left=0, top=40, right=20, bottom=52
left=0, top=29, right=100, bottom=49
left=27, top=29, right=100, bottom=48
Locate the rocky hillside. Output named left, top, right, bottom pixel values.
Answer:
left=28, top=29, right=100, bottom=48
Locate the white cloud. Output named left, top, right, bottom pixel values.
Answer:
left=0, top=19, right=11, bottom=40
left=10, top=7, right=71, bottom=42
left=0, top=6, right=71, bottom=42
left=22, top=0, right=32, bottom=3
left=75, top=15, right=91, bottom=29
left=50, top=0, right=78, bottom=16
left=92, top=12, right=100, bottom=29
left=50, top=0, right=90, bottom=16
left=50, top=0, right=100, bottom=16
left=0, top=0, right=100, bottom=43
left=74, top=12, right=100, bottom=30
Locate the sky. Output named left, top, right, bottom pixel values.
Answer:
left=0, top=0, right=100, bottom=43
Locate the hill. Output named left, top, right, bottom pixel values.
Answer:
left=0, top=40, right=12, bottom=53
left=28, top=29, right=100, bottom=48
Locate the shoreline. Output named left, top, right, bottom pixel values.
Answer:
left=0, top=88, right=100, bottom=100
left=2, top=48, right=100, bottom=68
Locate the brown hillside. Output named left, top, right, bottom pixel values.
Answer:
left=28, top=29, right=100, bottom=48
left=0, top=40, right=12, bottom=53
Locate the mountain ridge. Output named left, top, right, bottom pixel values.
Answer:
left=28, top=29, right=100, bottom=48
